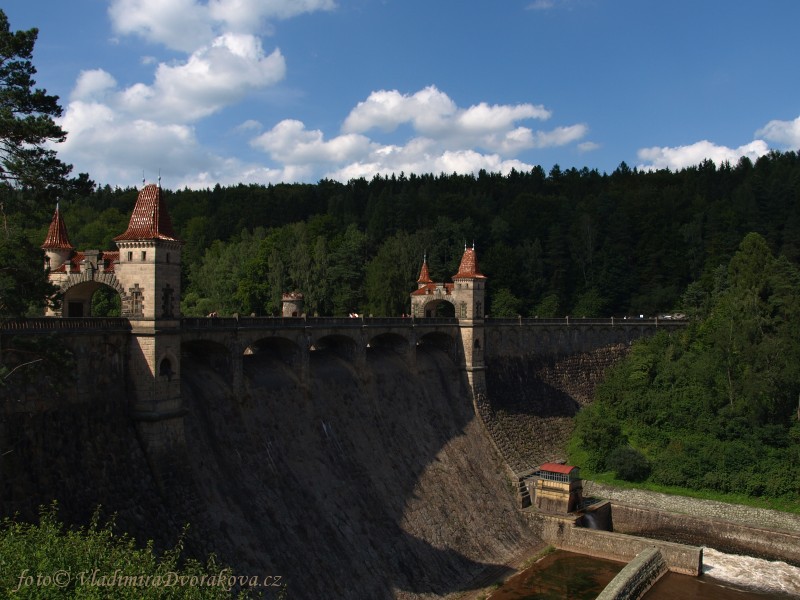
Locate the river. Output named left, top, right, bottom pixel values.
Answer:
left=487, top=549, right=800, bottom=599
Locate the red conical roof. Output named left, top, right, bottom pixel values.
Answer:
left=417, top=257, right=433, bottom=284
left=453, top=245, right=485, bottom=279
left=114, top=184, right=180, bottom=242
left=41, top=204, right=74, bottom=250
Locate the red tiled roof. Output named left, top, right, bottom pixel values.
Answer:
left=411, top=283, right=453, bottom=296
left=103, top=251, right=119, bottom=273
left=538, top=463, right=578, bottom=474
left=417, top=259, right=433, bottom=284
left=114, top=184, right=180, bottom=242
left=453, top=246, right=485, bottom=279
left=41, top=205, right=74, bottom=250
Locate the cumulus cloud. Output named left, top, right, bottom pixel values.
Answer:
left=71, top=69, right=117, bottom=102
left=118, top=34, right=285, bottom=122
left=343, top=86, right=551, bottom=141
left=241, top=86, right=586, bottom=184
left=109, top=0, right=335, bottom=51
left=109, top=0, right=214, bottom=52
left=252, top=120, right=375, bottom=164
left=636, top=140, right=770, bottom=171
left=755, top=116, right=800, bottom=149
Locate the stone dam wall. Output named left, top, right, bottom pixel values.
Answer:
left=1, top=327, right=544, bottom=599
left=596, top=547, right=667, bottom=600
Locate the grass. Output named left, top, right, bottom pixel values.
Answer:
left=585, top=471, right=800, bottom=514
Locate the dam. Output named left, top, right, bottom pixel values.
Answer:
left=9, top=184, right=788, bottom=598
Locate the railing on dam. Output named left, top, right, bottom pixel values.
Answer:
left=485, top=316, right=687, bottom=327
left=0, top=317, right=132, bottom=332
left=2, top=315, right=685, bottom=334
left=181, top=316, right=459, bottom=330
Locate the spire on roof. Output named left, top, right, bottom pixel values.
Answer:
left=41, top=203, right=74, bottom=250
left=417, top=254, right=433, bottom=285
left=114, top=183, right=180, bottom=242
left=453, top=244, right=485, bottom=280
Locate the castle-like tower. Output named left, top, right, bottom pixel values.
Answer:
left=410, top=245, right=486, bottom=392
left=43, top=184, right=184, bottom=423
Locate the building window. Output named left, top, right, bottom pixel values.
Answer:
left=162, top=284, right=174, bottom=318
left=127, top=251, right=133, bottom=261
left=475, top=301, right=482, bottom=319
left=166, top=252, right=170, bottom=264
left=141, top=251, right=147, bottom=261
left=459, top=302, right=467, bottom=319
left=128, top=284, right=144, bottom=317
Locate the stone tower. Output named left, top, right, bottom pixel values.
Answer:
left=41, top=203, right=74, bottom=275
left=410, top=245, right=486, bottom=393
left=112, top=184, right=184, bottom=422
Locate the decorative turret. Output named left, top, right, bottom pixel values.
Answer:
left=113, top=184, right=183, bottom=320
left=417, top=254, right=433, bottom=288
left=41, top=203, right=74, bottom=272
left=453, top=243, right=485, bottom=281
left=451, top=243, right=485, bottom=321
left=114, top=184, right=179, bottom=242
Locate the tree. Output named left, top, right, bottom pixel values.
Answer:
left=0, top=10, right=71, bottom=202
left=0, top=228, right=58, bottom=316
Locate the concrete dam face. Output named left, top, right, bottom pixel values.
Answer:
left=2, top=320, right=666, bottom=598
left=163, top=344, right=534, bottom=598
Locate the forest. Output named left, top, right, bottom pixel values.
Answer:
left=8, top=147, right=800, bottom=506
left=569, top=232, right=800, bottom=502
left=17, top=151, right=800, bottom=320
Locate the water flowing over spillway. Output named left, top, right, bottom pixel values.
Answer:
left=702, top=548, right=800, bottom=597
left=179, top=345, right=538, bottom=599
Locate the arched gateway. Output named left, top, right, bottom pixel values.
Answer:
left=43, top=184, right=184, bottom=427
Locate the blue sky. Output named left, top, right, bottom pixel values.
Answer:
left=7, top=0, right=800, bottom=189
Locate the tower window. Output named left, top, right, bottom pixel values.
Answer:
left=141, top=251, right=147, bottom=261
left=127, top=251, right=133, bottom=261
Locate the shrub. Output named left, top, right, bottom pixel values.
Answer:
left=606, top=446, right=651, bottom=482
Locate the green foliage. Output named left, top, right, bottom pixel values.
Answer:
left=488, top=288, right=521, bottom=317
left=570, top=232, right=800, bottom=501
left=90, top=286, right=121, bottom=317
left=605, top=446, right=650, bottom=482
left=0, top=10, right=71, bottom=197
left=0, top=504, right=271, bottom=598
left=0, top=227, right=59, bottom=316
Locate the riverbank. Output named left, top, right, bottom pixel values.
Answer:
left=583, top=482, right=800, bottom=534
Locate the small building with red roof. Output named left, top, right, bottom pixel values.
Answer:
left=531, top=462, right=584, bottom=514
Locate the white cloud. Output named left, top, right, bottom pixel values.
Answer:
left=117, top=34, right=285, bottom=122
left=636, top=140, right=770, bottom=171
left=109, top=0, right=215, bottom=52
left=208, top=0, right=336, bottom=33
left=343, top=86, right=551, bottom=140
left=755, top=116, right=800, bottom=149
left=109, top=0, right=335, bottom=51
left=71, top=69, right=117, bottom=102
left=243, top=86, right=585, bottom=184
left=578, top=141, right=600, bottom=153
left=252, top=119, right=375, bottom=164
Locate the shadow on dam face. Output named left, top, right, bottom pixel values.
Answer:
left=179, top=343, right=536, bottom=599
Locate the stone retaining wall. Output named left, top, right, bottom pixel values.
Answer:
left=586, top=482, right=800, bottom=566
left=596, top=547, right=667, bottom=600
left=529, top=513, right=702, bottom=576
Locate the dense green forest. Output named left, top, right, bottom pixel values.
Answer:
left=569, top=232, right=800, bottom=501
left=19, top=151, right=800, bottom=319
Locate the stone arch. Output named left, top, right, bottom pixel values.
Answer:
left=367, top=332, right=410, bottom=362
left=420, top=298, right=456, bottom=318
left=57, top=273, right=126, bottom=317
left=311, top=333, right=359, bottom=363
left=416, top=331, right=457, bottom=362
left=246, top=336, right=304, bottom=370
left=181, top=339, right=232, bottom=380
left=157, top=350, right=179, bottom=380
